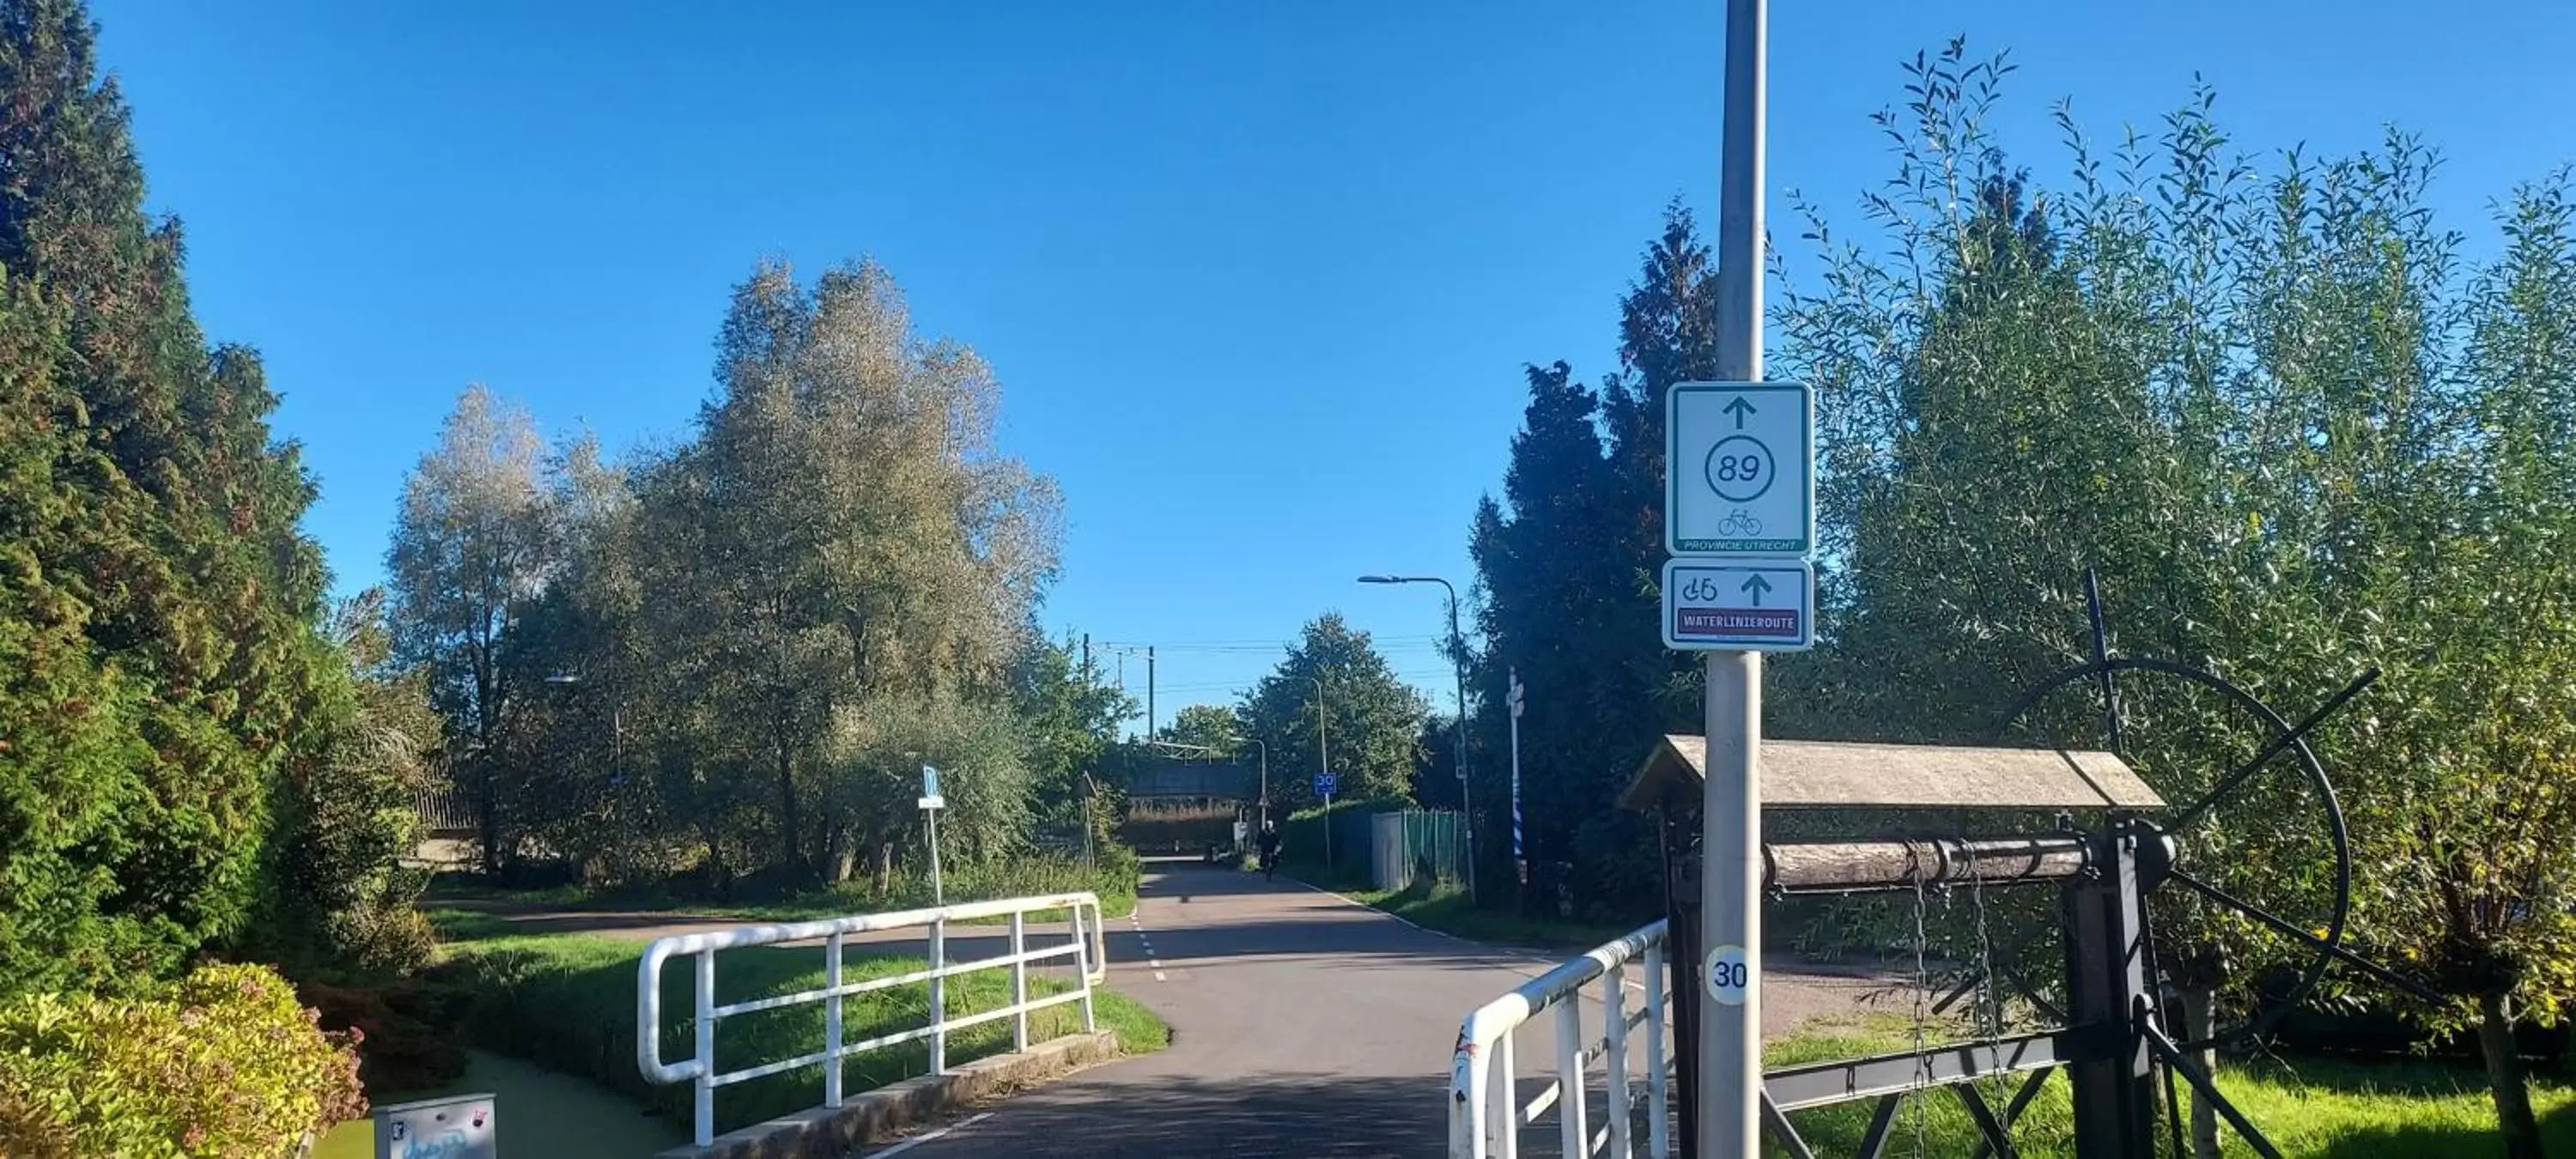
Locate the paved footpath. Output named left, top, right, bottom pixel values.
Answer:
left=855, top=864, right=1893, bottom=1159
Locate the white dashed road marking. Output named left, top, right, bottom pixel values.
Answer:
left=865, top=1111, right=993, bottom=1156
left=1128, top=911, right=1167, bottom=982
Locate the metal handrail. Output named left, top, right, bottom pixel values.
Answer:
left=1450, top=919, right=1671, bottom=1159
left=638, top=891, right=1109, bottom=1146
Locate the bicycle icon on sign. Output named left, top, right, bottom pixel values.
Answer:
left=1716, top=508, right=1763, bottom=537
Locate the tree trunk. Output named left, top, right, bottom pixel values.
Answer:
left=872, top=839, right=896, bottom=895
left=775, top=733, right=802, bottom=878
left=477, top=755, right=501, bottom=878
left=2182, top=986, right=2219, bottom=1159
left=2478, top=989, right=2545, bottom=1159
left=821, top=822, right=854, bottom=883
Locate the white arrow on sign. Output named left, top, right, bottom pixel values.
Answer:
left=1665, top=381, right=1814, bottom=557
left=1660, top=558, right=1814, bottom=652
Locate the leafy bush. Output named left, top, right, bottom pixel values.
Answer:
left=0, top=963, right=365, bottom=1156
left=245, top=592, right=443, bottom=985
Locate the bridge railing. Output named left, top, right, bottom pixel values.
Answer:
left=637, top=892, right=1108, bottom=1146
left=1449, top=919, right=1671, bottom=1159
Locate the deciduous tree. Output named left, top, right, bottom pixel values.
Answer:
left=1238, top=615, right=1428, bottom=810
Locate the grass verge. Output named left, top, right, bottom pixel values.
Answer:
left=428, top=927, right=1167, bottom=1136
left=428, top=853, right=1139, bottom=925
left=1283, top=870, right=1643, bottom=950
left=1767, top=1014, right=2573, bottom=1157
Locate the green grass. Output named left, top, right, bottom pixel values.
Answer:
left=1285, top=870, right=1643, bottom=949
left=428, top=926, right=1167, bottom=1135
left=1765, top=1014, right=2576, bottom=1158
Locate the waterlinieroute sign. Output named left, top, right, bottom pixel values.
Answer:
left=1660, top=559, right=1814, bottom=652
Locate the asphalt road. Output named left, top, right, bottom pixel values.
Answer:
left=861, top=863, right=1893, bottom=1159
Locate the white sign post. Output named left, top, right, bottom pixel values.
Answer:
left=1682, top=3, right=1776, bottom=1153
left=920, top=764, right=945, bottom=906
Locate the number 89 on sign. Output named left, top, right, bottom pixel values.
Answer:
left=1704, top=944, right=1751, bottom=1006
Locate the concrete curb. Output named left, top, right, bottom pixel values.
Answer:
left=651, top=1031, right=1122, bottom=1159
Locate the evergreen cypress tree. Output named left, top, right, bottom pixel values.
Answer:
left=0, top=0, right=338, bottom=995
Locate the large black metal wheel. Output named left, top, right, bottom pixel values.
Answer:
left=1997, top=655, right=2362, bottom=1053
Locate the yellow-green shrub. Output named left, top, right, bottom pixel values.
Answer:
left=0, top=963, right=365, bottom=1157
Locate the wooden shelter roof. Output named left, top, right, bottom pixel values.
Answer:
left=1618, top=735, right=2164, bottom=811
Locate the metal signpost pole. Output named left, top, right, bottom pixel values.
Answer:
left=1702, top=1, right=1768, bottom=1156
left=920, top=765, right=946, bottom=906
left=1508, top=669, right=1525, bottom=897
left=927, top=809, right=943, bottom=905
left=1312, top=675, right=1330, bottom=871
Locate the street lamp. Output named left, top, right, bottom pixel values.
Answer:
left=1309, top=673, right=1332, bottom=869
left=544, top=671, right=623, bottom=786
left=1358, top=573, right=1475, bottom=901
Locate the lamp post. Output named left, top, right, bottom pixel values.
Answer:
left=1309, top=673, right=1330, bottom=870
left=1358, top=573, right=1475, bottom=901
left=544, top=671, right=624, bottom=785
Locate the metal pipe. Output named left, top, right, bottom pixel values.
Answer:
left=825, top=931, right=845, bottom=1106
left=928, top=919, right=947, bottom=1073
left=1557, top=999, right=1589, bottom=1159
left=1700, top=3, right=1769, bottom=1154
left=1075, top=905, right=1097, bottom=1032
left=1010, top=912, right=1029, bottom=1052
left=1765, top=835, right=2095, bottom=895
left=1606, top=962, right=1632, bottom=1158
left=1644, top=944, right=1669, bottom=1159
left=693, top=951, right=715, bottom=1146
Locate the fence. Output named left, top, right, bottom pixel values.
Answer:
left=1449, top=919, right=1671, bottom=1159
left=1371, top=809, right=1470, bottom=892
left=414, top=781, right=473, bottom=834
left=1281, top=798, right=1408, bottom=877
left=637, top=892, right=1108, bottom=1147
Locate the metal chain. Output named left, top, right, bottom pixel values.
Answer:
left=1908, top=840, right=1933, bottom=1159
left=1965, top=842, right=2012, bottom=1150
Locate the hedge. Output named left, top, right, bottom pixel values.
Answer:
left=0, top=963, right=365, bottom=1157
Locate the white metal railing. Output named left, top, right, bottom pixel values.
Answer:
left=638, top=892, right=1109, bottom=1146
left=1449, top=919, right=1671, bottom=1159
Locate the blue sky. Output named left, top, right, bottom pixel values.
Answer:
left=93, top=0, right=2576, bottom=726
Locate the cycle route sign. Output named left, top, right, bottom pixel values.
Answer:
left=1660, top=559, right=1814, bottom=652
left=1665, top=381, right=1813, bottom=556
